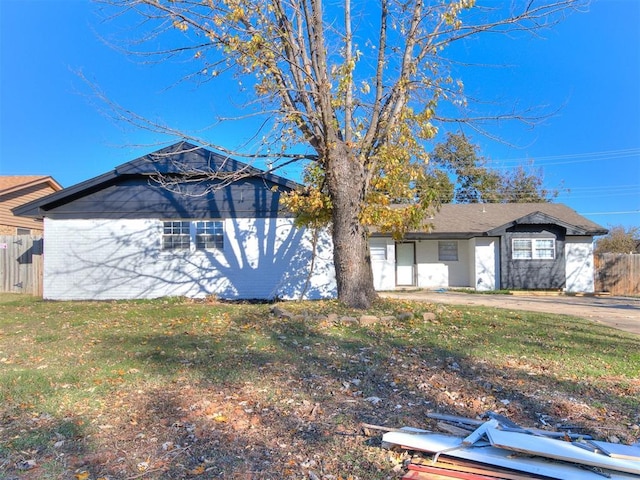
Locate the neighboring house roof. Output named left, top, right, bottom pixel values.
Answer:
left=0, top=176, right=62, bottom=196
left=1, top=175, right=63, bottom=232
left=401, top=203, right=608, bottom=238
left=13, top=142, right=302, bottom=220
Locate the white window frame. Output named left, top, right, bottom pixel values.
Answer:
left=162, top=221, right=191, bottom=250
left=369, top=239, right=388, bottom=261
left=438, top=241, right=459, bottom=261
left=512, top=238, right=556, bottom=260
left=194, top=220, right=224, bottom=250
left=162, top=220, right=224, bottom=251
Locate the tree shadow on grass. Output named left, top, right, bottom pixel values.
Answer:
left=0, top=410, right=91, bottom=478
left=67, top=311, right=639, bottom=478
left=2, top=305, right=639, bottom=479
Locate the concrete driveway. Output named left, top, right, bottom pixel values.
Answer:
left=380, top=290, right=640, bottom=335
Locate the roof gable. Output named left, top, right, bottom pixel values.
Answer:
left=1, top=176, right=62, bottom=232
left=116, top=142, right=299, bottom=189
left=0, top=176, right=62, bottom=197
left=13, top=143, right=301, bottom=219
left=486, top=211, right=596, bottom=236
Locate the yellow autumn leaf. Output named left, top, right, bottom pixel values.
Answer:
left=74, top=472, right=90, bottom=480
left=173, top=20, right=188, bottom=32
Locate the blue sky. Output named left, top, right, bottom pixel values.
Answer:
left=1, top=0, right=639, bottom=230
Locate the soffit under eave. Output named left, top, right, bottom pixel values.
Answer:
left=11, top=171, right=120, bottom=219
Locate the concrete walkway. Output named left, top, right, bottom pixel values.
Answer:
left=380, top=290, right=640, bottom=336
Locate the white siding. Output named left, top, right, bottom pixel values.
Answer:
left=413, top=241, right=443, bottom=288
left=565, top=237, right=595, bottom=293
left=472, top=237, right=500, bottom=291
left=369, top=237, right=396, bottom=290
left=43, top=218, right=336, bottom=301
left=446, top=240, right=471, bottom=287
left=413, top=240, right=471, bottom=288
left=417, top=262, right=448, bottom=289
left=412, top=240, right=471, bottom=289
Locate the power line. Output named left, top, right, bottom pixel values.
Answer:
left=561, top=184, right=639, bottom=192
left=496, top=147, right=640, bottom=162
left=487, top=147, right=640, bottom=168
left=557, top=190, right=639, bottom=200
left=580, top=210, right=640, bottom=216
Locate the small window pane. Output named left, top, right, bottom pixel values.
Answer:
left=535, top=239, right=555, bottom=259
left=512, top=238, right=555, bottom=260
left=163, top=221, right=189, bottom=235
left=195, top=221, right=223, bottom=249
left=513, top=239, right=532, bottom=259
left=162, top=221, right=190, bottom=250
left=370, top=243, right=387, bottom=261
left=161, top=220, right=223, bottom=251
left=438, top=241, right=458, bottom=261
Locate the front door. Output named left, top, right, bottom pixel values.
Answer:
left=396, top=242, right=416, bottom=286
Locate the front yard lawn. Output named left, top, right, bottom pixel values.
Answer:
left=1, top=294, right=639, bottom=479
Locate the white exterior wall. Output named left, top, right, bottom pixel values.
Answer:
left=416, top=262, right=449, bottom=289
left=43, top=218, right=336, bottom=301
left=369, top=237, right=396, bottom=291
left=472, top=237, right=500, bottom=291
left=414, top=240, right=471, bottom=288
left=369, top=235, right=596, bottom=293
left=416, top=240, right=471, bottom=288
left=370, top=237, right=499, bottom=291
left=415, top=241, right=448, bottom=289
left=448, top=240, right=471, bottom=287
left=565, top=236, right=596, bottom=293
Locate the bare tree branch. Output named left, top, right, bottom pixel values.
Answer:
left=94, top=0, right=588, bottom=308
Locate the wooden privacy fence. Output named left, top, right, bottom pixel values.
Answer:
left=595, top=253, right=640, bottom=296
left=0, top=235, right=43, bottom=296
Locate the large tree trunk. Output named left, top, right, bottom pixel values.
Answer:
left=325, top=144, right=377, bottom=309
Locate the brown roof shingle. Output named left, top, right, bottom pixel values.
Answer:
left=412, top=203, right=607, bottom=236
left=0, top=176, right=62, bottom=196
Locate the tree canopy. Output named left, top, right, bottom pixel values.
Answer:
left=102, top=0, right=585, bottom=308
left=428, top=132, right=560, bottom=204
left=595, top=225, right=640, bottom=254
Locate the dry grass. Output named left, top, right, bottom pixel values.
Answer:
left=1, top=294, right=639, bottom=479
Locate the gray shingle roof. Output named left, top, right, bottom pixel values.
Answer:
left=411, top=203, right=607, bottom=236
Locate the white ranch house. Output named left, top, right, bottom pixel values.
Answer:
left=14, top=143, right=606, bottom=301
